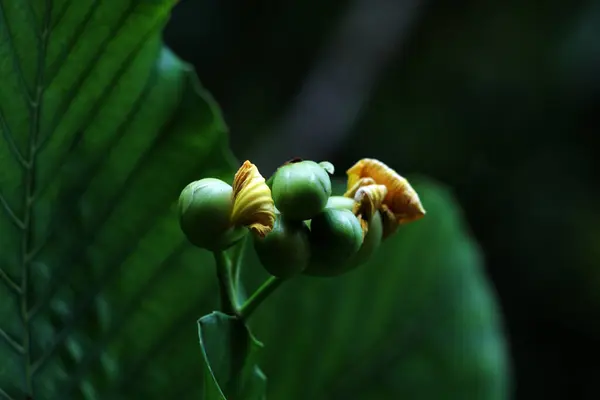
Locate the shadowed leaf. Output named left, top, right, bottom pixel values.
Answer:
left=198, top=312, right=266, bottom=400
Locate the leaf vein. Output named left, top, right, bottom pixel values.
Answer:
left=113, top=288, right=214, bottom=396
left=29, top=31, right=160, bottom=269
left=0, top=264, right=21, bottom=294
left=50, top=0, right=72, bottom=32
left=0, top=191, right=26, bottom=230
left=36, top=0, right=140, bottom=154
left=32, top=87, right=215, bottom=376
left=35, top=22, right=161, bottom=206
left=23, top=0, right=43, bottom=41
left=0, top=327, right=25, bottom=355
left=18, top=0, right=54, bottom=395
left=59, top=241, right=189, bottom=395
left=0, top=104, right=30, bottom=170
left=0, top=0, right=35, bottom=104
left=28, top=53, right=158, bottom=322
left=44, top=0, right=101, bottom=88
left=31, top=206, right=178, bottom=376
left=0, top=387, right=16, bottom=400
left=27, top=98, right=156, bottom=323
left=30, top=62, right=176, bottom=377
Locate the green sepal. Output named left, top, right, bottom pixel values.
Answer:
left=318, top=161, right=335, bottom=175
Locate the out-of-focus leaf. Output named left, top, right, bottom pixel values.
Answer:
left=246, top=179, right=510, bottom=400
left=0, top=1, right=236, bottom=399
left=198, top=312, right=266, bottom=400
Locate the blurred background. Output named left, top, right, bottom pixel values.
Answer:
left=165, top=0, right=600, bottom=398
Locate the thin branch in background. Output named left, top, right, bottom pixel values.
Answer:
left=252, top=0, right=426, bottom=173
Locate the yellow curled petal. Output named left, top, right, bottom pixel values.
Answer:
left=343, top=177, right=376, bottom=199
left=356, top=215, right=369, bottom=239
left=230, top=161, right=276, bottom=237
left=350, top=184, right=387, bottom=239
left=351, top=184, right=388, bottom=221
left=346, top=158, right=426, bottom=224
left=380, top=204, right=399, bottom=239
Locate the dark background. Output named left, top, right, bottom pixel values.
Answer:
left=165, top=0, right=600, bottom=398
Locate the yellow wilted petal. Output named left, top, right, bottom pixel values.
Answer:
left=350, top=184, right=387, bottom=239
left=346, top=158, right=426, bottom=224
left=343, top=177, right=376, bottom=199
left=230, top=161, right=275, bottom=237
left=380, top=204, right=399, bottom=239
left=351, top=184, right=387, bottom=221
left=356, top=215, right=369, bottom=239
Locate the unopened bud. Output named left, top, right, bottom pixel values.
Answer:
left=271, top=160, right=332, bottom=221
left=253, top=216, right=311, bottom=278
left=303, top=209, right=364, bottom=277
left=178, top=178, right=245, bottom=251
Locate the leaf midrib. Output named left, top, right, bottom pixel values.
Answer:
left=17, top=0, right=53, bottom=395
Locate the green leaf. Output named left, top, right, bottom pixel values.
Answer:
left=0, top=1, right=236, bottom=399
left=246, top=180, right=511, bottom=400
left=198, top=312, right=266, bottom=400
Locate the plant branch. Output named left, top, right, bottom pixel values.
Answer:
left=239, top=276, right=285, bottom=320
left=213, top=251, right=237, bottom=315
left=230, top=234, right=248, bottom=306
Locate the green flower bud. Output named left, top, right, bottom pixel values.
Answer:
left=178, top=178, right=245, bottom=251
left=253, top=217, right=311, bottom=278
left=272, top=160, right=332, bottom=221
left=325, top=195, right=355, bottom=211
left=304, top=208, right=364, bottom=277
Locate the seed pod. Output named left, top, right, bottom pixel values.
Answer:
left=304, top=208, right=364, bottom=277
left=253, top=217, right=311, bottom=278
left=271, top=160, right=332, bottom=221
left=178, top=178, right=245, bottom=251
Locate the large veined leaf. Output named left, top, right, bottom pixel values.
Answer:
left=243, top=180, right=511, bottom=400
left=0, top=1, right=236, bottom=399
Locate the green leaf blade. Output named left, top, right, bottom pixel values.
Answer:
left=198, top=312, right=267, bottom=400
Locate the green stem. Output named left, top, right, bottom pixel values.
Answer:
left=213, top=251, right=237, bottom=315
left=231, top=235, right=248, bottom=305
left=239, top=276, right=285, bottom=319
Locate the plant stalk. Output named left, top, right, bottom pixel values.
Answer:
left=213, top=251, right=237, bottom=315
left=231, top=235, right=248, bottom=307
left=239, top=276, right=285, bottom=319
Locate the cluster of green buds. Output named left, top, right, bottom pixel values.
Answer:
left=178, top=158, right=426, bottom=278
